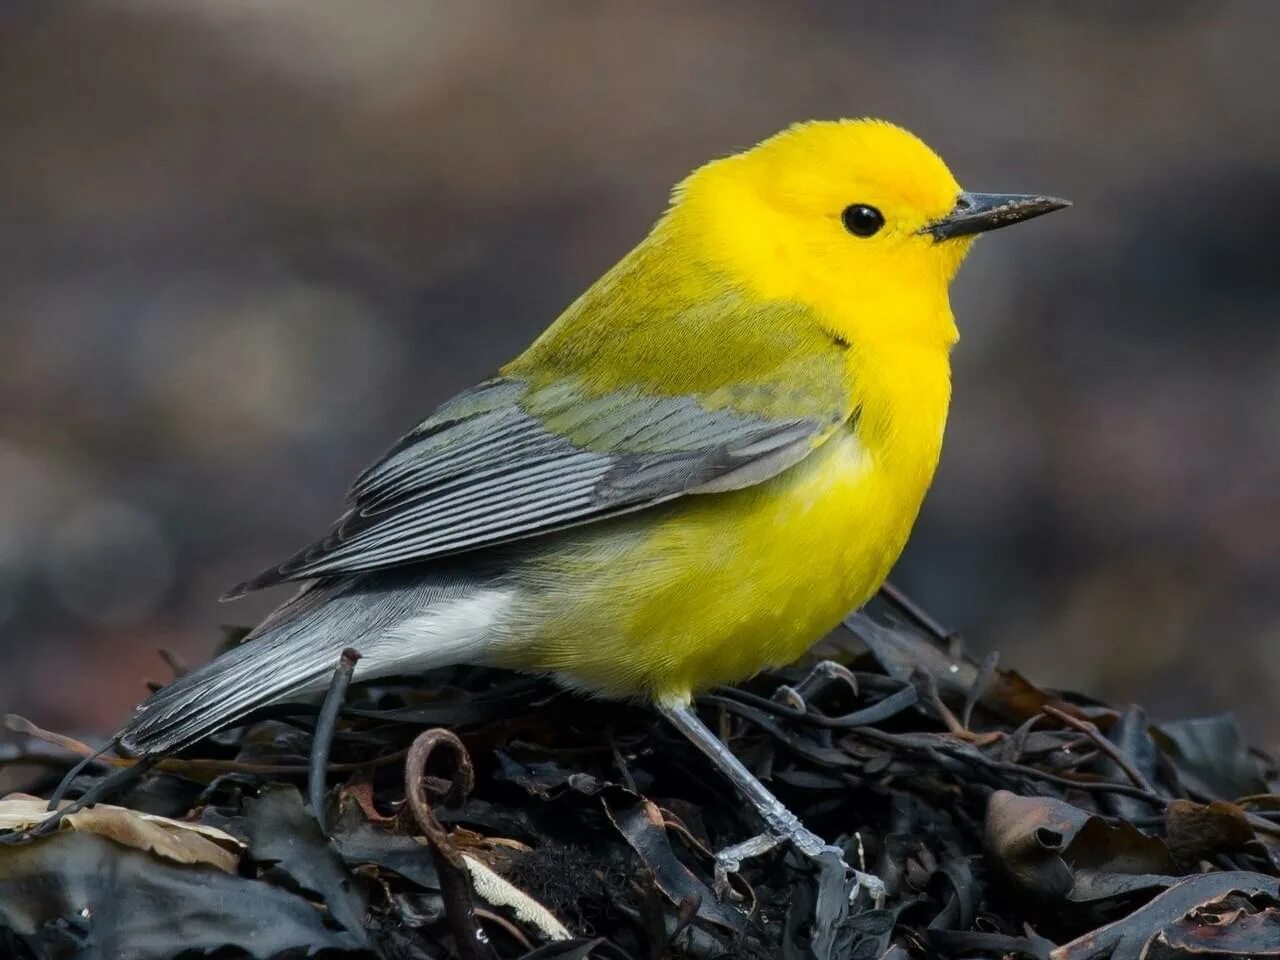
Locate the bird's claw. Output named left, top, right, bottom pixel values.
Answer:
left=797, top=829, right=886, bottom=906
left=712, top=828, right=886, bottom=907
left=774, top=660, right=860, bottom=715
left=772, top=684, right=807, bottom=711
left=796, top=660, right=859, bottom=700
left=818, top=845, right=887, bottom=906
left=713, top=833, right=782, bottom=899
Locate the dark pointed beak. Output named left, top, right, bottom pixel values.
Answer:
left=925, top=191, right=1070, bottom=241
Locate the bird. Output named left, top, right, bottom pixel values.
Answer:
left=111, top=118, right=1067, bottom=896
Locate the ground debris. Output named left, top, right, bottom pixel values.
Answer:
left=2, top=605, right=1278, bottom=959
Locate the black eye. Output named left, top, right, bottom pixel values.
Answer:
left=841, top=204, right=885, bottom=237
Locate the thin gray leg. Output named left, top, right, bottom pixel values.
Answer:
left=657, top=700, right=885, bottom=903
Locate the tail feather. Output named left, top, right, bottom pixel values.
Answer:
left=118, top=572, right=505, bottom=756
left=119, top=636, right=335, bottom=756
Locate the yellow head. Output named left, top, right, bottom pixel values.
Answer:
left=666, top=119, right=1066, bottom=349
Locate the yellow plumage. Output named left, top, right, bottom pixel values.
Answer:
left=496, top=121, right=967, bottom=701
left=119, top=118, right=1067, bottom=762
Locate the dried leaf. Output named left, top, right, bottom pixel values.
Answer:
left=1154, top=903, right=1280, bottom=956
left=984, top=791, right=1176, bottom=903
left=237, top=784, right=370, bottom=941
left=1164, top=799, right=1254, bottom=866
left=1156, top=715, right=1265, bottom=801
left=330, top=794, right=441, bottom=890
left=1051, top=872, right=1280, bottom=960
left=600, top=790, right=745, bottom=932
left=0, top=793, right=242, bottom=873
left=984, top=790, right=1085, bottom=899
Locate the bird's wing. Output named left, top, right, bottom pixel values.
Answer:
left=227, top=305, right=851, bottom=596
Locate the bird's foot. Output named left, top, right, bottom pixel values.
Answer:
left=656, top=700, right=885, bottom=908
left=772, top=659, right=859, bottom=714
left=713, top=820, right=886, bottom=907
left=713, top=832, right=784, bottom=898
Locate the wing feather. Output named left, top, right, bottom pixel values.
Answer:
left=227, top=307, right=851, bottom=597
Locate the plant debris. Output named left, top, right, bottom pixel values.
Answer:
left=2, top=600, right=1279, bottom=959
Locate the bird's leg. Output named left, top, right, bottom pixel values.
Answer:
left=657, top=700, right=885, bottom=904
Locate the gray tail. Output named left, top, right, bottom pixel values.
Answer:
left=117, top=572, right=483, bottom=756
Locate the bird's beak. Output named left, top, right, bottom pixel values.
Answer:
left=925, top=192, right=1070, bottom=241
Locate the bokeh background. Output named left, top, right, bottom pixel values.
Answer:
left=2, top=2, right=1278, bottom=743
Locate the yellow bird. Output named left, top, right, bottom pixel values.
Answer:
left=114, top=119, right=1066, bottom=894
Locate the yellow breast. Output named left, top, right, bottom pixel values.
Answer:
left=499, top=343, right=951, bottom=702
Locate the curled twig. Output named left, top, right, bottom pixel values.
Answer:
left=404, top=728, right=495, bottom=960
left=402, top=731, right=572, bottom=944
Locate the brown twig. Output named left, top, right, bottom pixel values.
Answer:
left=1042, top=704, right=1157, bottom=795
left=916, top=671, right=1002, bottom=746
left=404, top=728, right=496, bottom=960
left=5, top=714, right=406, bottom=779
left=17, top=755, right=160, bottom=840
left=845, top=724, right=1168, bottom=804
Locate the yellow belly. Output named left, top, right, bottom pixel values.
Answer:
left=497, top=417, right=939, bottom=702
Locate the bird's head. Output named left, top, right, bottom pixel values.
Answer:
left=667, top=119, right=1067, bottom=348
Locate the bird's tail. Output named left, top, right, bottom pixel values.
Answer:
left=118, top=571, right=507, bottom=757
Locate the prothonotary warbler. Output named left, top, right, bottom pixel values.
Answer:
left=109, top=118, right=1067, bottom=899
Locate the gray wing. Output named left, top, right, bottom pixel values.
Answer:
left=227, top=376, right=837, bottom=596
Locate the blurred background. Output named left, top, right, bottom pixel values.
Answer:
left=2, top=1, right=1278, bottom=743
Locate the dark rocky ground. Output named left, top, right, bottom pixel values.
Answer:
left=3, top=597, right=1278, bottom=959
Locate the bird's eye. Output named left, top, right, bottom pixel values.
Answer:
left=841, top=204, right=885, bottom=238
